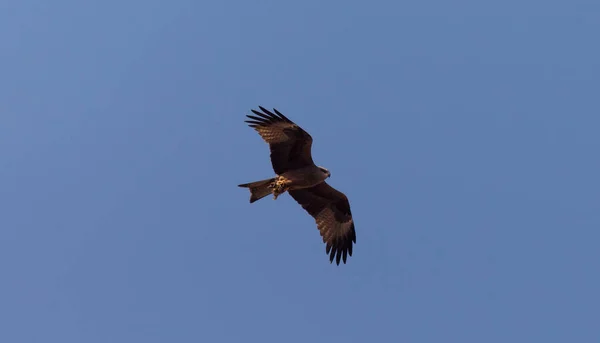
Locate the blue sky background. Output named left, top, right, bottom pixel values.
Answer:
left=1, top=1, right=599, bottom=342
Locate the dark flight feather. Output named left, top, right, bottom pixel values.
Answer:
left=288, top=182, right=356, bottom=265
left=244, top=107, right=313, bottom=175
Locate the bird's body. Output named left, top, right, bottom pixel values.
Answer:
left=275, top=164, right=330, bottom=195
left=281, top=164, right=330, bottom=190
left=238, top=106, right=356, bottom=265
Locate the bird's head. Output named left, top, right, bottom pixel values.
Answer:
left=318, top=166, right=331, bottom=178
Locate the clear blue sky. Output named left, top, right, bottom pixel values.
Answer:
left=1, top=1, right=599, bottom=342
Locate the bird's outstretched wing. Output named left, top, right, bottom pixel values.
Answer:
left=245, top=106, right=314, bottom=175
left=288, top=182, right=356, bottom=265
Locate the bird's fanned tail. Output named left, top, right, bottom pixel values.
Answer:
left=238, top=178, right=276, bottom=203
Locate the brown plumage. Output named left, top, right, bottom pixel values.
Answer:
left=288, top=183, right=356, bottom=265
left=244, top=107, right=314, bottom=175
left=238, top=106, right=357, bottom=265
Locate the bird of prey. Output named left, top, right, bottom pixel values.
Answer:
left=238, top=106, right=356, bottom=265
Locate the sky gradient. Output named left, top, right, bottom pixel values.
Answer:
left=1, top=1, right=599, bottom=342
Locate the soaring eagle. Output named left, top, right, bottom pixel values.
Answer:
left=238, top=106, right=356, bottom=265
